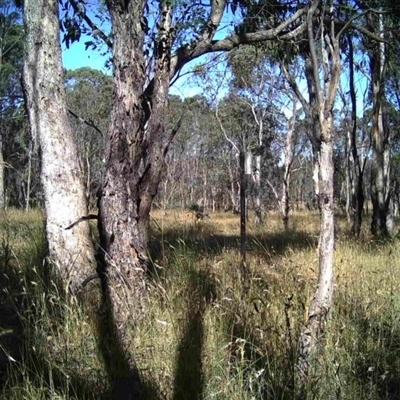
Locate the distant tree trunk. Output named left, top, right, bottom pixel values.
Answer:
left=281, top=101, right=297, bottom=229
left=0, top=134, right=5, bottom=211
left=369, top=12, right=392, bottom=237
left=253, top=154, right=262, bottom=224
left=281, top=51, right=320, bottom=212
left=202, top=166, right=208, bottom=211
left=23, top=0, right=96, bottom=292
left=345, top=133, right=352, bottom=223
left=25, top=140, right=33, bottom=212
left=0, top=46, right=5, bottom=211
left=348, top=35, right=364, bottom=236
left=228, top=168, right=240, bottom=213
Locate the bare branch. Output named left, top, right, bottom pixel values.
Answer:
left=68, top=109, right=104, bottom=136
left=163, top=116, right=183, bottom=157
left=280, top=61, right=308, bottom=112
left=216, top=103, right=240, bottom=154
left=65, top=214, right=98, bottom=230
left=307, top=2, right=323, bottom=110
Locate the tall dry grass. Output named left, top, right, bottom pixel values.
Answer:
left=0, top=208, right=400, bottom=399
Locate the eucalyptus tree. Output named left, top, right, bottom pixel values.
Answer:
left=160, top=95, right=219, bottom=210
left=58, top=0, right=313, bottom=334
left=228, top=48, right=287, bottom=224
left=65, top=67, right=112, bottom=208
left=0, top=0, right=23, bottom=210
left=364, top=6, right=393, bottom=236
left=23, top=0, right=97, bottom=292
left=295, top=3, right=343, bottom=383
left=22, top=2, right=314, bottom=382
left=280, top=97, right=300, bottom=229
left=338, top=45, right=369, bottom=236
left=293, top=1, right=396, bottom=384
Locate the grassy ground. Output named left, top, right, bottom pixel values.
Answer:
left=1, top=209, right=400, bottom=399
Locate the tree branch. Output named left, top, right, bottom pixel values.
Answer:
left=69, top=0, right=112, bottom=49
left=170, top=4, right=310, bottom=81
left=216, top=103, right=240, bottom=154
left=163, top=116, right=183, bottom=157
left=68, top=109, right=104, bottom=136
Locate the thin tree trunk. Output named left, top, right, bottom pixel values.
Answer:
left=298, top=1, right=339, bottom=386
left=253, top=155, right=262, bottom=224
left=298, top=133, right=335, bottom=384
left=345, top=130, right=352, bottom=224
left=348, top=36, right=364, bottom=236
left=0, top=134, right=5, bottom=211
left=23, top=0, right=96, bottom=292
left=369, top=12, right=392, bottom=237
left=281, top=102, right=297, bottom=229
left=25, top=140, right=33, bottom=212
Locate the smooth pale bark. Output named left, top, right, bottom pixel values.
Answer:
left=253, top=155, right=262, bottom=224
left=281, top=106, right=297, bottom=229
left=298, top=1, right=340, bottom=386
left=228, top=156, right=240, bottom=213
left=25, top=141, right=33, bottom=212
left=23, top=0, right=96, bottom=292
left=298, top=125, right=335, bottom=383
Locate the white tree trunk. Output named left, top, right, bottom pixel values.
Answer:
left=23, top=0, right=96, bottom=292
left=298, top=1, right=339, bottom=386
left=281, top=104, right=297, bottom=229
left=253, top=155, right=262, bottom=224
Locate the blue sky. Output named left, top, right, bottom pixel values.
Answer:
left=61, top=5, right=236, bottom=98
left=62, top=37, right=206, bottom=98
left=62, top=34, right=109, bottom=72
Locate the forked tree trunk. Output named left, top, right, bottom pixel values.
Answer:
left=23, top=0, right=96, bottom=292
left=298, top=1, right=339, bottom=386
left=98, top=1, right=172, bottom=335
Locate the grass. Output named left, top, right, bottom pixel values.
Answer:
left=1, top=208, right=400, bottom=399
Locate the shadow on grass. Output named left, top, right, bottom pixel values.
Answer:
left=338, top=295, right=400, bottom=400
left=173, top=269, right=216, bottom=400
left=222, top=313, right=297, bottom=400
left=148, top=225, right=317, bottom=278
left=95, top=263, right=160, bottom=400
left=0, top=220, right=44, bottom=389
left=0, top=216, right=158, bottom=399
left=0, top=253, right=103, bottom=398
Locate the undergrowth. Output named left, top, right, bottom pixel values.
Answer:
left=0, top=208, right=400, bottom=399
